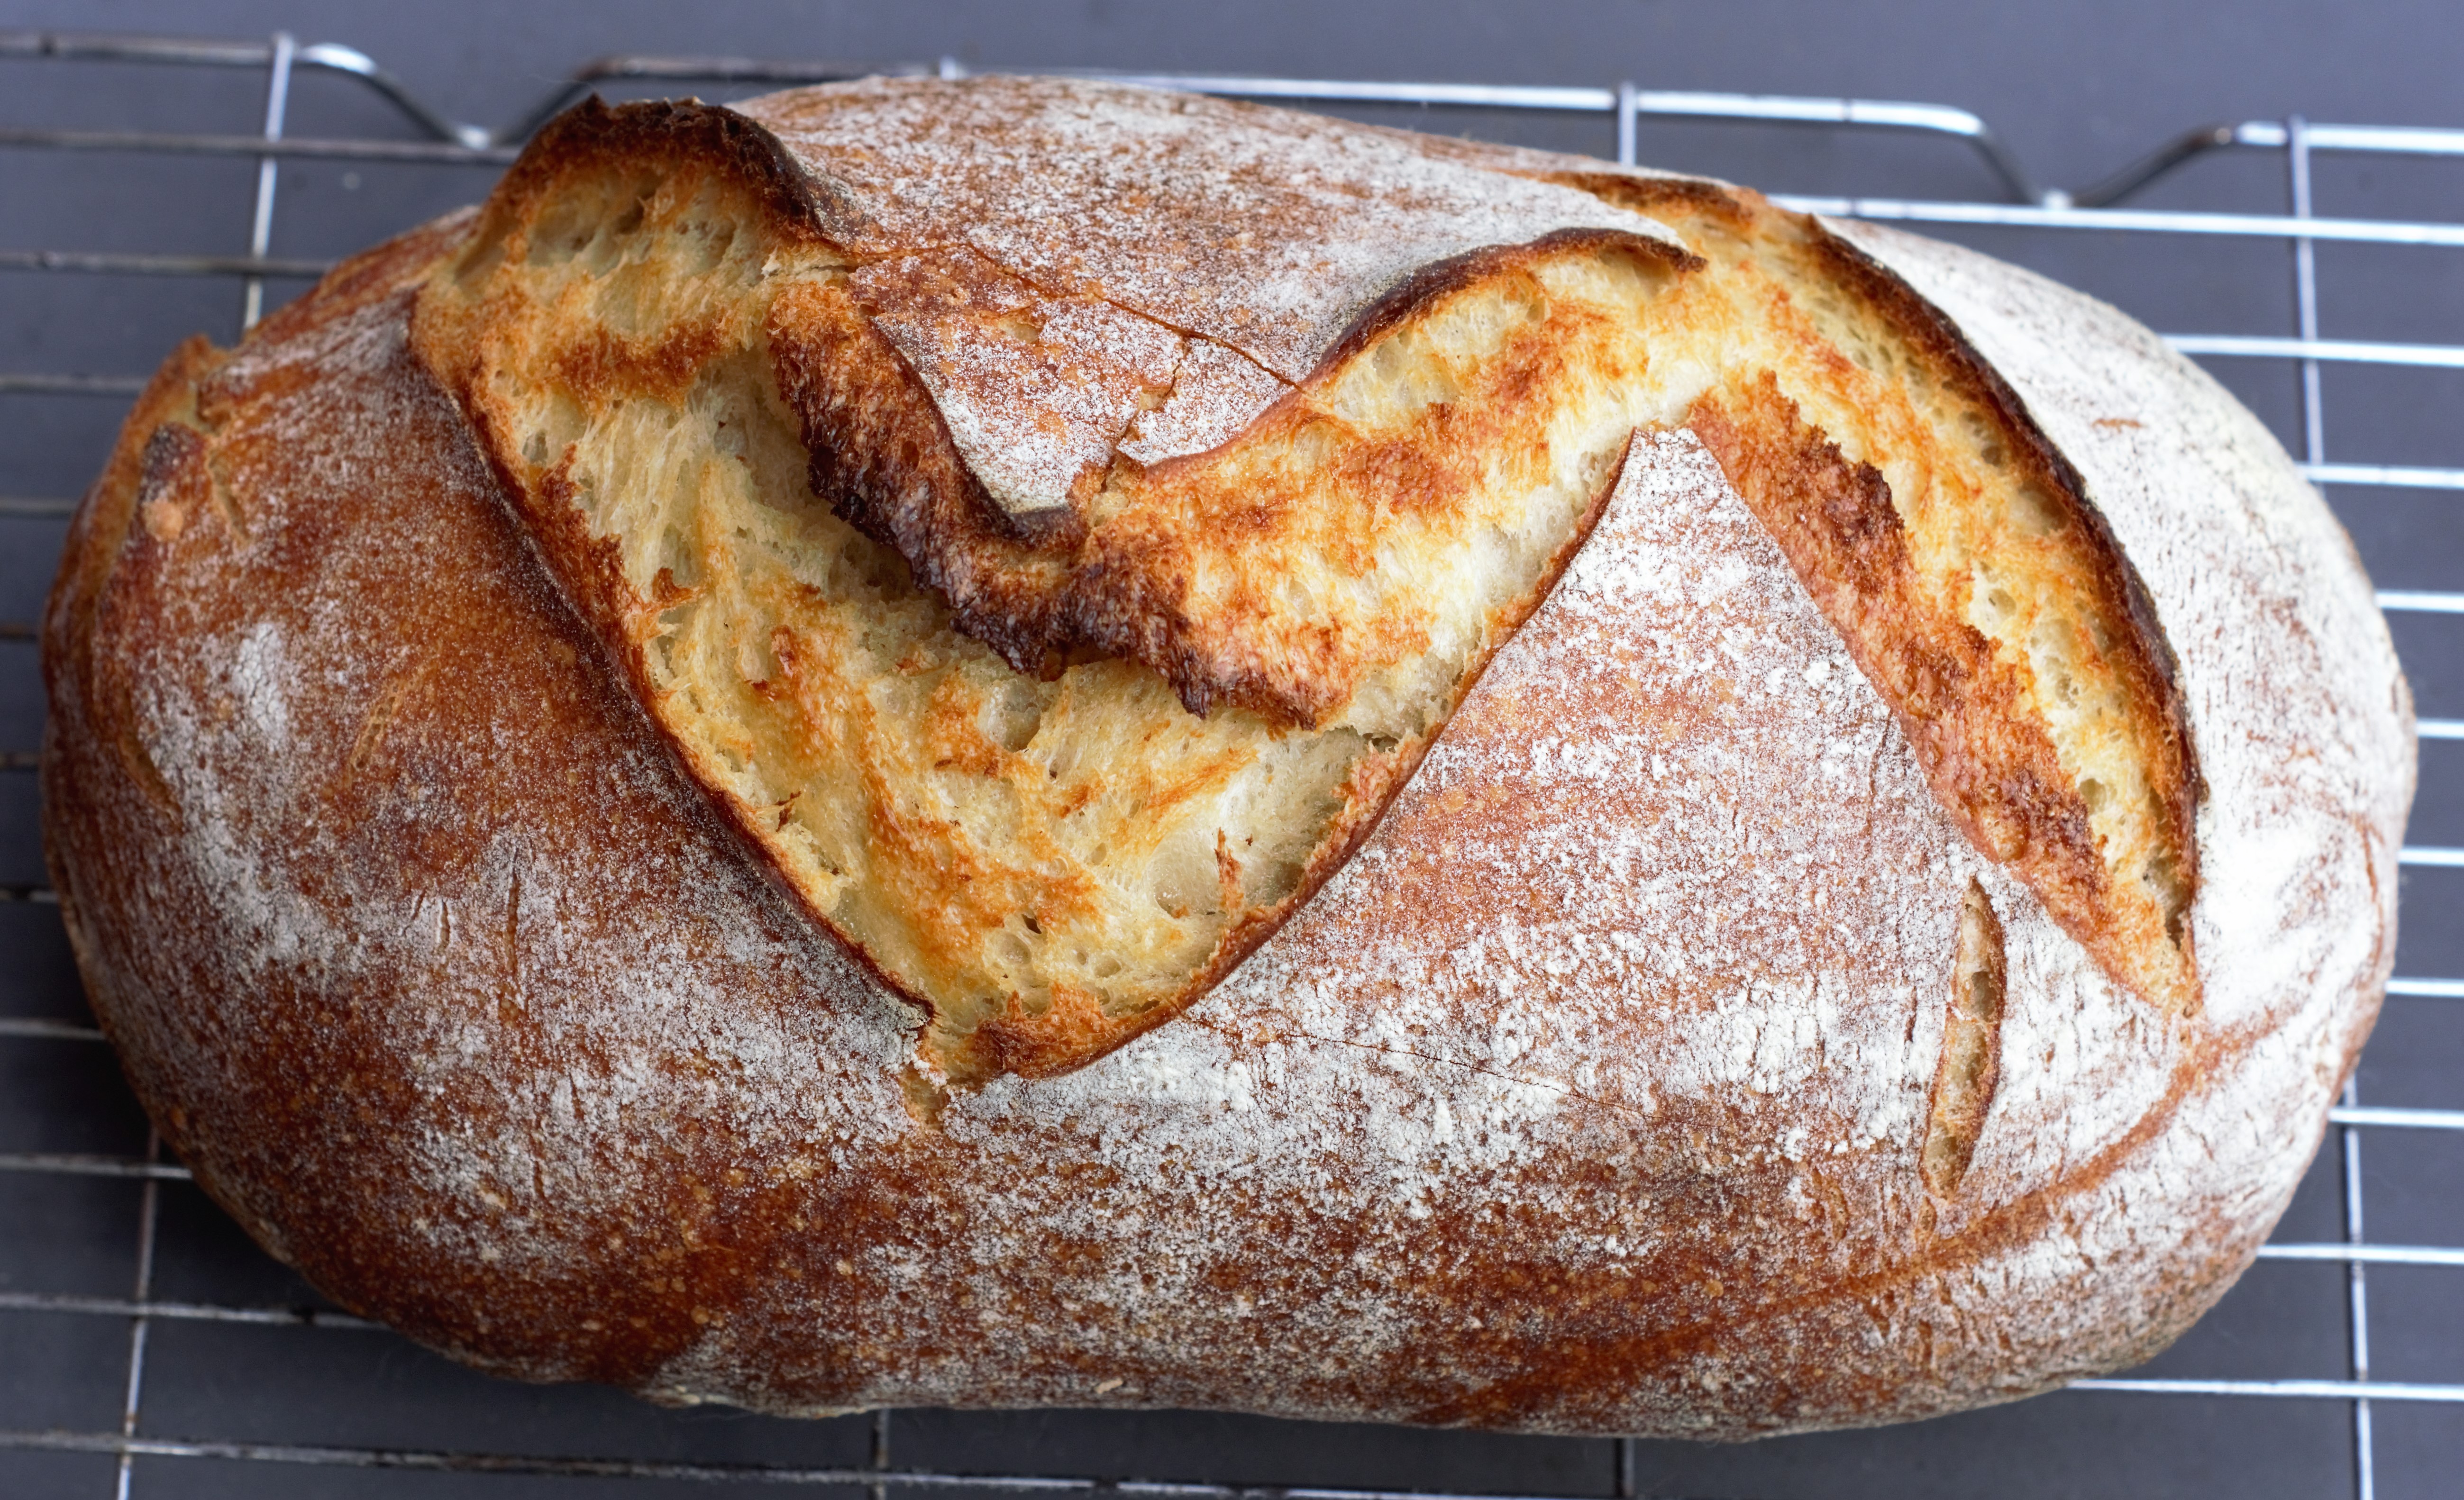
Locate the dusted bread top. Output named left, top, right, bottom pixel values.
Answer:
left=43, top=78, right=2409, bottom=1436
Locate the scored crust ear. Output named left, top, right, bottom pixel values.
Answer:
left=414, top=84, right=2204, bottom=1087
left=1446, top=155, right=2202, bottom=1017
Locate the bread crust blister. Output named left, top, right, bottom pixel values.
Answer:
left=42, top=78, right=2410, bottom=1435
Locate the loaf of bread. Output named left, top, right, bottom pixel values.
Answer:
left=43, top=77, right=2413, bottom=1437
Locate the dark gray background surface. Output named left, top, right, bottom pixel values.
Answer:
left=1, top=1, right=2458, bottom=1497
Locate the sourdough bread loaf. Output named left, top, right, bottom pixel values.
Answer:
left=42, top=77, right=2412, bottom=1436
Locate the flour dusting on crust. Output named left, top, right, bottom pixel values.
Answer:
left=739, top=77, right=1688, bottom=382
left=44, top=136, right=2407, bottom=1436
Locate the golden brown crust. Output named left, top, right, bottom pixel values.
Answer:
left=39, top=83, right=2409, bottom=1441
left=1052, top=234, right=1679, bottom=729
left=1688, top=379, right=2118, bottom=994
left=446, top=93, right=1691, bottom=725
left=468, top=96, right=832, bottom=264
left=1798, top=219, right=2203, bottom=909
left=1313, top=228, right=1704, bottom=381
left=765, top=276, right=1077, bottom=674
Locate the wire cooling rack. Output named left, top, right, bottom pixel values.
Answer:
left=0, top=28, right=2459, bottom=1500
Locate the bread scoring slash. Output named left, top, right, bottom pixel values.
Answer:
left=44, top=76, right=2410, bottom=1436
left=416, top=79, right=2205, bottom=1082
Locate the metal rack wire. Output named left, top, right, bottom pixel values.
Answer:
left=0, top=28, right=2458, bottom=1500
